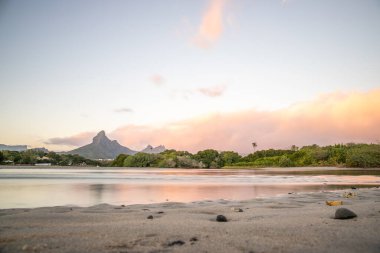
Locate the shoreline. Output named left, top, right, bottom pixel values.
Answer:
left=1, top=187, right=379, bottom=253
left=1, top=165, right=380, bottom=171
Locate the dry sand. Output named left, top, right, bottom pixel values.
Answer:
left=0, top=187, right=379, bottom=253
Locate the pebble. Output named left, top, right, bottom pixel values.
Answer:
left=231, top=207, right=243, bottom=212
left=167, top=240, right=185, bottom=247
left=22, top=244, right=29, bottom=251
left=157, top=211, right=164, bottom=214
left=334, top=208, right=357, bottom=219
left=216, top=215, right=227, bottom=222
left=190, top=237, right=198, bottom=242
left=147, top=215, right=153, bottom=219
left=190, top=237, right=198, bottom=245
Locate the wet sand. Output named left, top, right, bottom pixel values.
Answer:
left=0, top=187, right=379, bottom=253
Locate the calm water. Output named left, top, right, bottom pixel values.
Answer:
left=0, top=167, right=379, bottom=208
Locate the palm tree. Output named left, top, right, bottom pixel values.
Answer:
left=252, top=142, right=257, bottom=153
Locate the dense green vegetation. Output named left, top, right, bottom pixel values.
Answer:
left=0, top=149, right=110, bottom=166
left=111, top=144, right=380, bottom=168
left=1, top=143, right=380, bottom=168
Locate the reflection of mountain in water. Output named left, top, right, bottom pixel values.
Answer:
left=89, top=184, right=106, bottom=203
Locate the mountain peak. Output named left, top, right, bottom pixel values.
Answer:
left=142, top=144, right=166, bottom=154
left=92, top=130, right=109, bottom=145
left=68, top=131, right=137, bottom=159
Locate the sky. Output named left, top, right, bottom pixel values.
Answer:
left=0, top=0, right=379, bottom=153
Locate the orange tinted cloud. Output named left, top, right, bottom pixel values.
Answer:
left=193, top=0, right=227, bottom=49
left=198, top=85, right=226, bottom=97
left=110, top=89, right=380, bottom=153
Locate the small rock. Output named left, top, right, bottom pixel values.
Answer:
left=334, top=208, right=357, bottom=219
left=216, top=215, right=227, bottom=222
left=343, top=192, right=356, bottom=198
left=157, top=211, right=164, bottom=214
left=190, top=237, right=198, bottom=242
left=351, top=187, right=357, bottom=190
left=167, top=240, right=185, bottom=247
left=121, top=205, right=125, bottom=207
left=231, top=207, right=243, bottom=212
left=147, top=215, right=154, bottom=219
left=22, top=244, right=29, bottom=251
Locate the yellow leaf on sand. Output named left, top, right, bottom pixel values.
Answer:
left=326, top=200, right=343, bottom=206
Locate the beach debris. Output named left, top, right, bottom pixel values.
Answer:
left=216, top=215, right=228, bottom=222
left=343, top=192, right=356, bottom=198
left=231, top=207, right=243, bottom=212
left=147, top=215, right=154, bottom=219
left=326, top=200, right=343, bottom=206
left=167, top=240, right=185, bottom=247
left=334, top=208, right=357, bottom=219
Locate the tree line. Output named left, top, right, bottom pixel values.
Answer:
left=111, top=143, right=380, bottom=168
left=0, top=150, right=106, bottom=166
left=1, top=143, right=379, bottom=168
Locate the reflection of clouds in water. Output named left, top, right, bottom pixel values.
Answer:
left=0, top=168, right=379, bottom=208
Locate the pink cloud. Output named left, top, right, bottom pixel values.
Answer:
left=193, top=0, right=227, bottom=49
left=150, top=74, right=165, bottom=86
left=45, top=132, right=95, bottom=147
left=111, top=89, right=380, bottom=154
left=198, top=85, right=226, bottom=97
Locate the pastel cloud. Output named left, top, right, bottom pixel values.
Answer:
left=45, top=132, right=95, bottom=147
left=193, top=0, right=226, bottom=49
left=111, top=89, right=380, bottom=154
left=198, top=85, right=226, bottom=97
left=150, top=74, right=165, bottom=86
left=114, top=107, right=133, bottom=113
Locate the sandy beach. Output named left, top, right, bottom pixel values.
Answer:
left=0, top=187, right=379, bottom=253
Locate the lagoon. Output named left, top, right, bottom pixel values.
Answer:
left=0, top=166, right=379, bottom=208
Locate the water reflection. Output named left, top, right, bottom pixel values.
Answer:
left=0, top=167, right=379, bottom=208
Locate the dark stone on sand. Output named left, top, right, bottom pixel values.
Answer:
left=167, top=240, right=185, bottom=247
left=216, top=215, right=227, bottom=222
left=147, top=215, right=154, bottom=219
left=157, top=211, right=164, bottom=214
left=335, top=208, right=357, bottom=219
left=121, top=205, right=125, bottom=207
left=351, top=187, right=357, bottom=190
left=190, top=237, right=198, bottom=242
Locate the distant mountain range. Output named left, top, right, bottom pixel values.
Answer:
left=67, top=131, right=166, bottom=159
left=0, top=144, right=27, bottom=152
